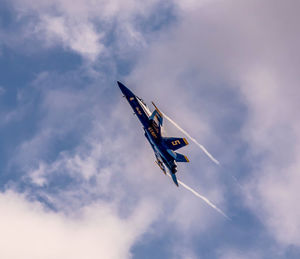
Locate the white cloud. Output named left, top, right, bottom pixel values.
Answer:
left=7, top=0, right=300, bottom=256
left=225, top=2, right=300, bottom=247
left=242, top=67, right=300, bottom=246
left=0, top=190, right=157, bottom=259
left=38, top=16, right=104, bottom=61
left=126, top=0, right=300, bottom=251
left=29, top=162, right=47, bottom=186
left=9, top=0, right=163, bottom=61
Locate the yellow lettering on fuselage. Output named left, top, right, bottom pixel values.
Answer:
left=151, top=121, right=159, bottom=134
left=148, top=127, right=158, bottom=138
left=135, top=107, right=142, bottom=115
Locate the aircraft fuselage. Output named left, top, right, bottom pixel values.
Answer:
left=118, top=81, right=189, bottom=186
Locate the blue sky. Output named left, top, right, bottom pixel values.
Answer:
left=1, top=0, right=300, bottom=258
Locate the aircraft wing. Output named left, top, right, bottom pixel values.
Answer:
left=163, top=137, right=189, bottom=151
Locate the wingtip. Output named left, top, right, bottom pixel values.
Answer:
left=183, top=138, right=189, bottom=145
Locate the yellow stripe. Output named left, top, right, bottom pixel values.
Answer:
left=184, top=155, right=190, bottom=162
left=151, top=102, right=163, bottom=117
left=183, top=138, right=189, bottom=145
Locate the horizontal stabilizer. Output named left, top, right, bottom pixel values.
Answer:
left=175, top=152, right=189, bottom=163
left=163, top=137, right=189, bottom=151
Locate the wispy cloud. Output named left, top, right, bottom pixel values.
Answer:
left=38, top=16, right=104, bottom=61
left=3, top=0, right=300, bottom=257
left=8, top=0, right=164, bottom=61
left=125, top=0, right=300, bottom=255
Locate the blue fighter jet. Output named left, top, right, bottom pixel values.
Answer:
left=118, top=81, right=189, bottom=186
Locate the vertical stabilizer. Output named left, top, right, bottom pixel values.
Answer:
left=171, top=173, right=179, bottom=187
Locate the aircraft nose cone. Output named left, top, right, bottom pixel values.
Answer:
left=117, top=81, right=125, bottom=92
left=117, top=81, right=135, bottom=98
left=117, top=81, right=124, bottom=88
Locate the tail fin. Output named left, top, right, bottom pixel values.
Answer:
left=171, top=173, right=179, bottom=187
left=151, top=102, right=163, bottom=118
left=149, top=102, right=163, bottom=127
left=163, top=137, right=189, bottom=151
left=175, top=152, right=189, bottom=163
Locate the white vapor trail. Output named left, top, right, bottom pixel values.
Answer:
left=166, top=173, right=230, bottom=219
left=160, top=111, right=229, bottom=218
left=178, top=179, right=230, bottom=220
left=162, top=112, right=220, bottom=165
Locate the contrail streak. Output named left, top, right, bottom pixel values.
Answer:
left=166, top=173, right=230, bottom=219
left=161, top=112, right=220, bottom=165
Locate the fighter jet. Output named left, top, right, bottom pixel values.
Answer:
left=118, top=81, right=189, bottom=186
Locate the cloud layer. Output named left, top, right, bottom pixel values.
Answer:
left=1, top=0, right=300, bottom=258
left=0, top=191, right=157, bottom=259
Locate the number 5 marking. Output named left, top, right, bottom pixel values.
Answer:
left=171, top=140, right=181, bottom=146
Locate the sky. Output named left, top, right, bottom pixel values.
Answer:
left=0, top=0, right=300, bottom=258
